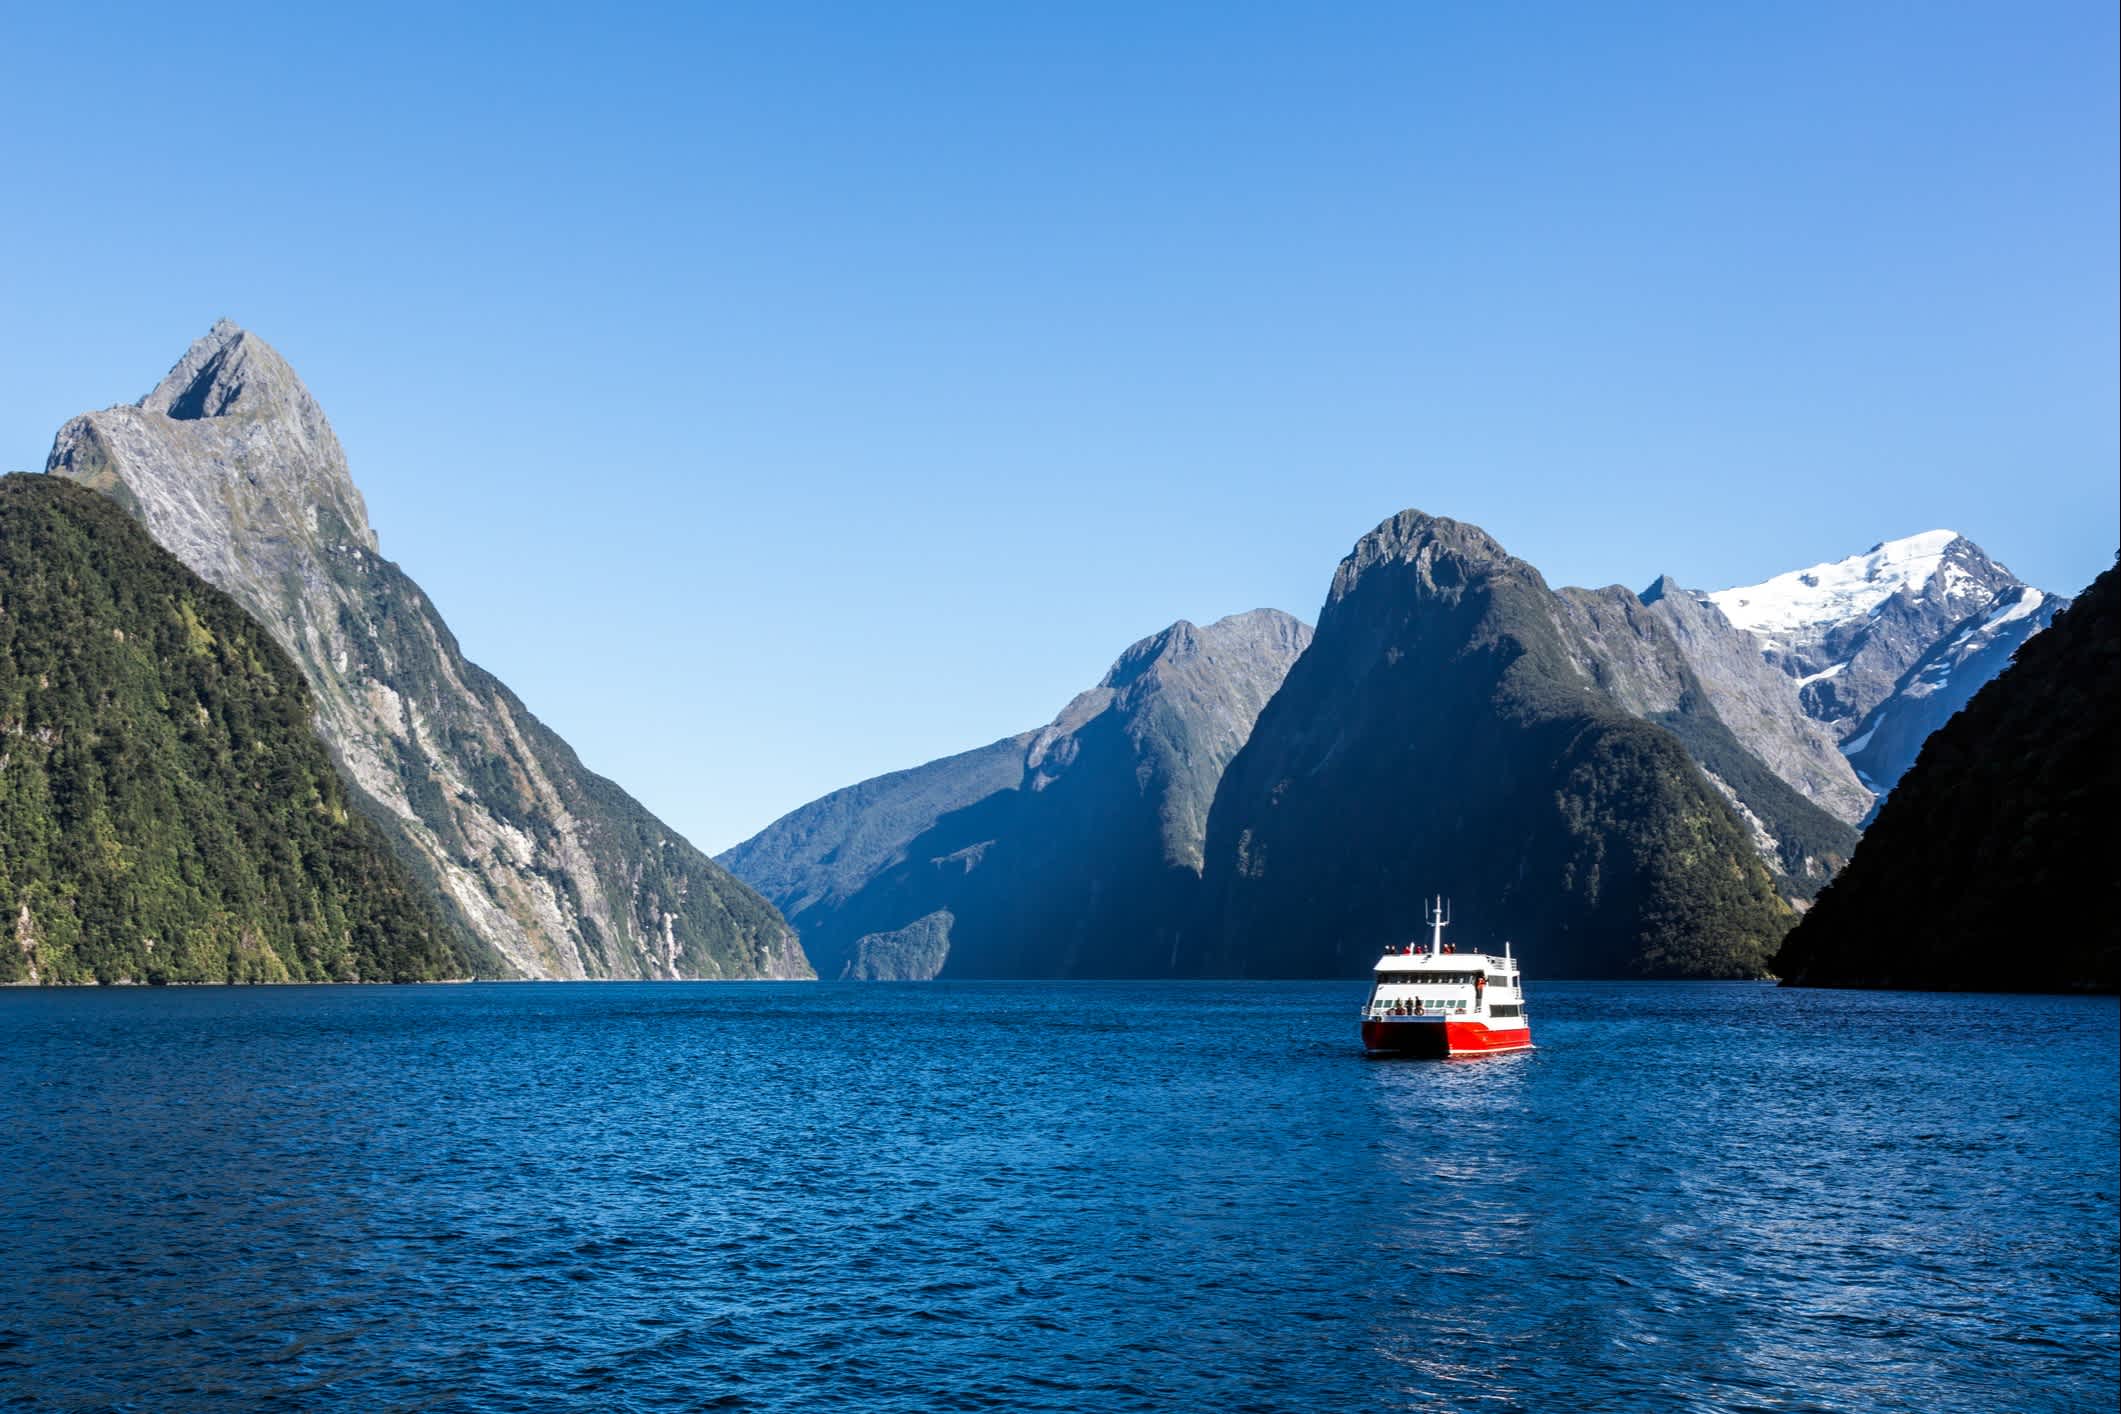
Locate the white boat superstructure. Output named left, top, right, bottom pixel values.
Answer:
left=1360, top=898, right=1533, bottom=1057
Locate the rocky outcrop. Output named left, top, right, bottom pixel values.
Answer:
left=1774, top=561, right=2118, bottom=993
left=723, top=610, right=1313, bottom=978
left=49, top=321, right=806, bottom=980
left=1190, top=512, right=1795, bottom=979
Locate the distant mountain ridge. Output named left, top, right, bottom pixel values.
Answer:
left=723, top=610, right=1312, bottom=978
left=48, top=321, right=807, bottom=980
left=746, top=511, right=2083, bottom=982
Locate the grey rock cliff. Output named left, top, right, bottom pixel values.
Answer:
left=1551, top=582, right=1856, bottom=888
left=1636, top=576, right=1874, bottom=825
left=49, top=321, right=807, bottom=980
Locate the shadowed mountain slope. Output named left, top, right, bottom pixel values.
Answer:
left=1774, top=561, right=2119, bottom=993
left=1189, top=512, right=1795, bottom=980
left=724, top=610, right=1312, bottom=978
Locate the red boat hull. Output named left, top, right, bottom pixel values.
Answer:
left=1362, top=1018, right=1532, bottom=1058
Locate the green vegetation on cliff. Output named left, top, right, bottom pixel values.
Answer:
left=1193, top=512, right=1794, bottom=979
left=1774, top=560, right=2119, bottom=993
left=0, top=475, right=476, bottom=983
left=47, top=320, right=806, bottom=980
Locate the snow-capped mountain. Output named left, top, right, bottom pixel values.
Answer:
left=1708, top=530, right=2066, bottom=810
left=1842, top=584, right=2067, bottom=799
left=1707, top=532, right=2029, bottom=738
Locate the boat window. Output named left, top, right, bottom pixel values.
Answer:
left=1489, top=1004, right=1522, bottom=1018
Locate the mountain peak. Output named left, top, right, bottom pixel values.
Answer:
left=139, top=320, right=316, bottom=425
left=1358, top=509, right=1507, bottom=559
left=1706, top=529, right=2005, bottom=642
left=47, top=321, right=379, bottom=620
left=49, top=320, right=375, bottom=559
left=1870, top=528, right=1961, bottom=556
left=1094, top=610, right=1310, bottom=693
left=1639, top=573, right=1684, bottom=605
left=1331, top=509, right=1524, bottom=610
left=44, top=323, right=806, bottom=983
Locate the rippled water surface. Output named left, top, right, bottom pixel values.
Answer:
left=2, top=982, right=2115, bottom=1412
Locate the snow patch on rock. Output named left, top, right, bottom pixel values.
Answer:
left=1707, top=530, right=1960, bottom=639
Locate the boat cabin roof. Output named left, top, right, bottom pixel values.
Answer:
left=1372, top=950, right=1513, bottom=975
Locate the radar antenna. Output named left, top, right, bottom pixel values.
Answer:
left=1425, top=895, right=1451, bottom=955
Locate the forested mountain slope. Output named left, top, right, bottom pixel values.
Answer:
left=0, top=474, right=475, bottom=984
left=1774, top=560, right=2118, bottom=993
left=1190, top=512, right=1794, bottom=979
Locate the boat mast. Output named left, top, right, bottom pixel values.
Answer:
left=1426, top=896, right=1450, bottom=955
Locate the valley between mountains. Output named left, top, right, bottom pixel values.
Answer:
left=3, top=322, right=2101, bottom=986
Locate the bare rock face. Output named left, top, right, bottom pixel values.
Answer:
left=1636, top=577, right=1874, bottom=825
left=49, top=321, right=807, bottom=980
left=1530, top=581, right=1861, bottom=890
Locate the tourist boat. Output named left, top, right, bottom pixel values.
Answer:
left=1360, top=900, right=1532, bottom=1058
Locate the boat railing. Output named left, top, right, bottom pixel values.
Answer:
left=1363, top=1001, right=1477, bottom=1018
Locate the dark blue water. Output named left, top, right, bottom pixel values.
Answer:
left=1, top=982, right=2114, bottom=1413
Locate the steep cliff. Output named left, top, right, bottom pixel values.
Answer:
left=0, top=475, right=474, bottom=984
left=48, top=322, right=806, bottom=980
left=1191, top=512, right=1793, bottom=979
left=1555, top=583, right=1860, bottom=892
left=1635, top=575, right=1874, bottom=825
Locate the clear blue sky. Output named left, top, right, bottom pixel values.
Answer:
left=3, top=2, right=2114, bottom=851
